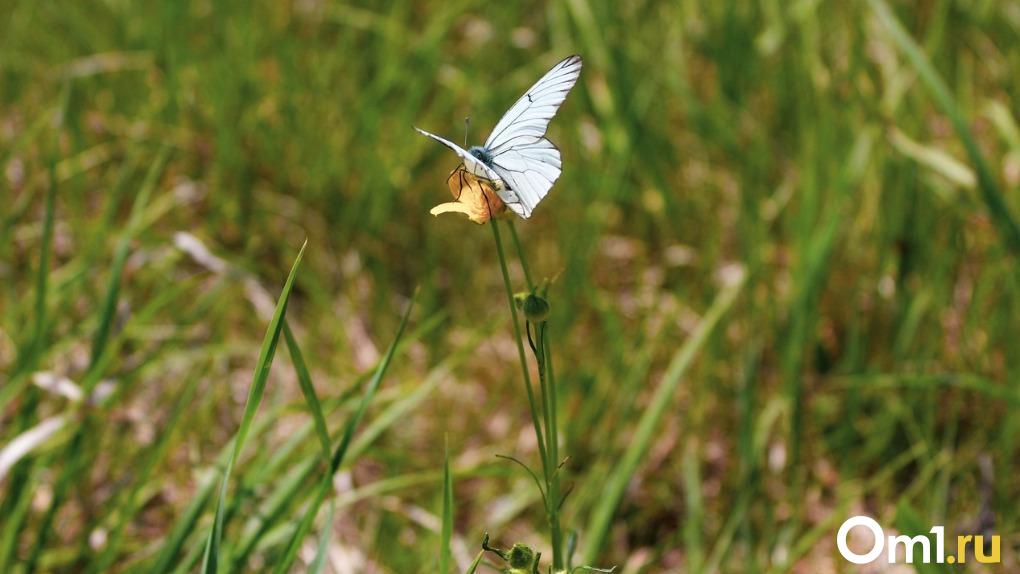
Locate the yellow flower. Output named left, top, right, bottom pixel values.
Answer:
left=430, top=164, right=506, bottom=224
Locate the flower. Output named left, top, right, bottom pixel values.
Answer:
left=430, top=164, right=506, bottom=224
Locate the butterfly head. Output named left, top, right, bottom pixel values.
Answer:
left=468, top=146, right=494, bottom=167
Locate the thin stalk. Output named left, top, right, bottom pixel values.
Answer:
left=498, top=217, right=564, bottom=569
left=541, top=324, right=560, bottom=475
left=507, top=219, right=534, bottom=290
left=528, top=323, right=556, bottom=476
left=536, top=322, right=563, bottom=568
left=490, top=219, right=548, bottom=471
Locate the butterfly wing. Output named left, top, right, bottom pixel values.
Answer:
left=414, top=127, right=504, bottom=185
left=484, top=55, right=583, bottom=154
left=486, top=138, right=561, bottom=218
left=483, top=55, right=582, bottom=218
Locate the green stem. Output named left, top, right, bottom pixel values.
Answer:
left=541, top=325, right=560, bottom=472
left=537, top=322, right=563, bottom=569
left=529, top=323, right=555, bottom=474
left=490, top=220, right=549, bottom=476
left=493, top=219, right=566, bottom=569
left=507, top=220, right=534, bottom=291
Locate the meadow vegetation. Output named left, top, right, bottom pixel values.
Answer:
left=2, top=0, right=1019, bottom=572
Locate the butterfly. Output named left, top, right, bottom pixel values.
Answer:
left=416, top=54, right=582, bottom=220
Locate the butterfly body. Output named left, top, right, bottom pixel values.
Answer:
left=468, top=146, right=495, bottom=166
left=417, top=55, right=582, bottom=220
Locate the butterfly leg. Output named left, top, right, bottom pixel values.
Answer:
left=445, top=165, right=468, bottom=201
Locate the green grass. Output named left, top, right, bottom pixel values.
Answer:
left=200, top=241, right=305, bottom=574
left=3, top=1, right=1020, bottom=572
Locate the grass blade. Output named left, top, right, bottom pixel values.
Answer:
left=271, top=291, right=416, bottom=573
left=284, top=322, right=332, bottom=464
left=89, top=377, right=200, bottom=573
left=24, top=145, right=171, bottom=574
left=148, top=467, right=216, bottom=574
left=464, top=550, right=484, bottom=574
left=583, top=271, right=746, bottom=563
left=892, top=503, right=953, bottom=574
left=440, top=439, right=454, bottom=574
left=200, top=240, right=307, bottom=574
left=88, top=145, right=172, bottom=380
left=227, top=310, right=451, bottom=571
left=866, top=0, right=1020, bottom=255
left=308, top=500, right=335, bottom=574
left=146, top=406, right=291, bottom=574
left=0, top=158, right=58, bottom=571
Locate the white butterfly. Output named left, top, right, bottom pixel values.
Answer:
left=416, top=54, right=582, bottom=218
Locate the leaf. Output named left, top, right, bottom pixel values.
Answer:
left=200, top=240, right=307, bottom=574
left=271, top=291, right=416, bottom=573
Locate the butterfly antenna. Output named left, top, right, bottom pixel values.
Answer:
left=463, top=116, right=471, bottom=147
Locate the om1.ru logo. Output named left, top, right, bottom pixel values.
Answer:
left=837, top=516, right=1000, bottom=565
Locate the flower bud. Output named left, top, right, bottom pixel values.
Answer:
left=507, top=543, right=537, bottom=570
left=522, top=293, right=550, bottom=322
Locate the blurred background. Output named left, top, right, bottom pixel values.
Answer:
left=2, top=0, right=1019, bottom=572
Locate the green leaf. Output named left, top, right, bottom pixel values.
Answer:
left=200, top=240, right=307, bottom=574
left=284, top=322, right=332, bottom=464
left=271, top=291, right=416, bottom=573
left=463, top=550, right=484, bottom=574
left=308, top=500, right=335, bottom=574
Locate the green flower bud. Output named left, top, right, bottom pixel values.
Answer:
left=508, top=543, right=536, bottom=569
left=522, top=293, right=550, bottom=322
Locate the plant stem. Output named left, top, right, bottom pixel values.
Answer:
left=537, top=322, right=563, bottom=569
left=490, top=220, right=549, bottom=475
left=493, top=219, right=567, bottom=570
left=507, top=220, right=534, bottom=291
left=492, top=219, right=566, bottom=569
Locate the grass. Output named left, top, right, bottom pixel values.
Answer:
left=3, top=0, right=1020, bottom=572
left=200, top=240, right=305, bottom=574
